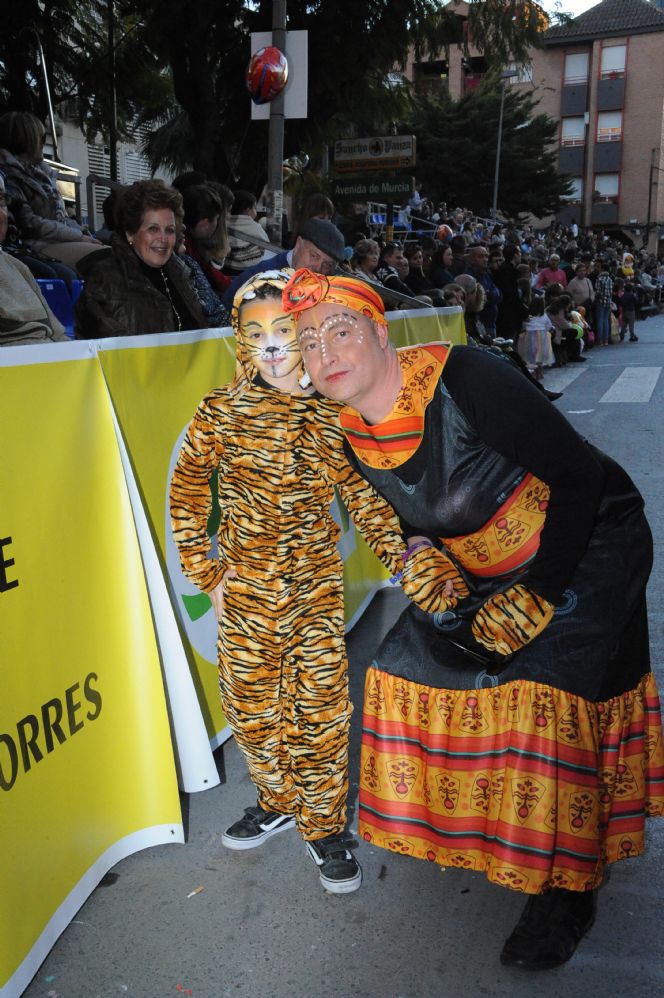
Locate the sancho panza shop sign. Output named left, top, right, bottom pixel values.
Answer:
left=334, top=135, right=416, bottom=173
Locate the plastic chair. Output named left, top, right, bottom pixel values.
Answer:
left=37, top=279, right=74, bottom=338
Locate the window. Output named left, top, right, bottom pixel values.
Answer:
left=597, top=111, right=622, bottom=142
left=561, top=117, right=585, bottom=146
left=593, top=174, right=619, bottom=201
left=506, top=62, right=533, bottom=84
left=564, top=52, right=589, bottom=85
left=600, top=45, right=626, bottom=79
left=562, top=178, right=584, bottom=202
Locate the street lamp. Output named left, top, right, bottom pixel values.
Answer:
left=491, top=69, right=520, bottom=219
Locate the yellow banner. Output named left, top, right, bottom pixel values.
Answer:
left=0, top=351, right=182, bottom=997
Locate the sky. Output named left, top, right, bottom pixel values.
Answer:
left=541, top=0, right=600, bottom=15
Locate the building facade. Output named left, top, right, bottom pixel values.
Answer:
left=407, top=0, right=664, bottom=244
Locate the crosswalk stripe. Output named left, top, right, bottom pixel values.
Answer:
left=599, top=367, right=662, bottom=403
left=543, top=366, right=586, bottom=390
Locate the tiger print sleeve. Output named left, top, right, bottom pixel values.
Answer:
left=169, top=394, right=226, bottom=593
left=335, top=462, right=406, bottom=577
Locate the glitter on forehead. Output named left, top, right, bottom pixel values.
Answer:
left=318, top=312, right=358, bottom=336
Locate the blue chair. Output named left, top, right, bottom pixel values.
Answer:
left=37, top=279, right=74, bottom=338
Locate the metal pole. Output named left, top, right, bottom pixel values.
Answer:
left=266, top=0, right=287, bottom=245
left=108, top=0, right=118, bottom=182
left=491, top=83, right=506, bottom=220
left=645, top=147, right=657, bottom=250
left=35, top=35, right=60, bottom=162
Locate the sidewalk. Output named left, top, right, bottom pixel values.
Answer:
left=23, top=587, right=664, bottom=998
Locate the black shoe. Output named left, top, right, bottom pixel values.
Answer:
left=222, top=805, right=295, bottom=850
left=306, top=833, right=362, bottom=894
left=629, top=335, right=639, bottom=341
left=544, top=390, right=563, bottom=401
left=500, top=889, right=597, bottom=971
left=569, top=356, right=587, bottom=362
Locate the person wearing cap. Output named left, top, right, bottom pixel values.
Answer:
left=284, top=267, right=664, bottom=970
left=0, top=171, right=67, bottom=345
left=170, top=269, right=426, bottom=895
left=221, top=218, right=345, bottom=308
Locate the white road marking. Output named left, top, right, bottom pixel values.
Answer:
left=543, top=365, right=587, bottom=390
left=599, top=367, right=662, bottom=403
left=567, top=409, right=594, bottom=414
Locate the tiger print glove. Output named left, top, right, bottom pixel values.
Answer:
left=471, top=584, right=555, bottom=657
left=401, top=546, right=470, bottom=615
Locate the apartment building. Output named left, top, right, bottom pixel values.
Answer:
left=408, top=0, right=664, bottom=245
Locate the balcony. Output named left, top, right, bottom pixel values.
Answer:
left=557, top=202, right=583, bottom=225
left=559, top=145, right=585, bottom=174
left=597, top=77, right=625, bottom=110
left=591, top=199, right=619, bottom=225
left=593, top=141, right=622, bottom=172
left=561, top=83, right=588, bottom=115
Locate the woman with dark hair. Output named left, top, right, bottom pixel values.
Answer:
left=0, top=111, right=103, bottom=269
left=404, top=243, right=444, bottom=304
left=182, top=184, right=231, bottom=297
left=429, top=244, right=455, bottom=288
left=75, top=179, right=205, bottom=338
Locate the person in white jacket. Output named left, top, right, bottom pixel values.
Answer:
left=226, top=190, right=272, bottom=274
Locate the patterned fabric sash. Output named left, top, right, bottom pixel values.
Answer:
left=444, top=473, right=550, bottom=577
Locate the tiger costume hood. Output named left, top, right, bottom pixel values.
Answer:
left=230, top=268, right=296, bottom=388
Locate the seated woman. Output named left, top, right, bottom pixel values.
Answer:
left=351, top=238, right=381, bottom=284
left=0, top=111, right=103, bottom=270
left=428, top=243, right=455, bottom=288
left=403, top=244, right=443, bottom=304
left=75, top=179, right=206, bottom=338
left=0, top=173, right=67, bottom=346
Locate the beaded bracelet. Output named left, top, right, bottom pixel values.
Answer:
left=390, top=539, right=434, bottom=585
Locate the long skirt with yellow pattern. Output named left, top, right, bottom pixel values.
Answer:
left=360, top=665, right=664, bottom=895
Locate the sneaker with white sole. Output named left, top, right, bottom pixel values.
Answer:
left=306, top=834, right=362, bottom=894
left=221, top=805, right=295, bottom=850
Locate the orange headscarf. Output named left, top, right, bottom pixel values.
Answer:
left=282, top=268, right=385, bottom=325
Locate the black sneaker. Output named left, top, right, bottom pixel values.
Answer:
left=306, top=834, right=362, bottom=894
left=221, top=805, right=295, bottom=850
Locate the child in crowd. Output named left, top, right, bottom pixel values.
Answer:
left=518, top=294, right=554, bottom=382
left=619, top=282, right=639, bottom=342
left=170, top=270, right=431, bottom=896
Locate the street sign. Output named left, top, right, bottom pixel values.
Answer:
left=331, top=176, right=414, bottom=200
left=334, top=135, right=416, bottom=173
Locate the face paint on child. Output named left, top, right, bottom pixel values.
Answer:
left=239, top=298, right=302, bottom=388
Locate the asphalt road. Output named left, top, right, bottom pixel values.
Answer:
left=22, top=311, right=664, bottom=998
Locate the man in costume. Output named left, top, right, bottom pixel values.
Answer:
left=283, top=268, right=664, bottom=969
left=170, top=270, right=432, bottom=894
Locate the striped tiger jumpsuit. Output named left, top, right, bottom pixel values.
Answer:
left=170, top=271, right=405, bottom=842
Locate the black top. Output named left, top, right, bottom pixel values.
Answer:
left=344, top=346, right=641, bottom=604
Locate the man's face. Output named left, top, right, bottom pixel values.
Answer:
left=238, top=297, right=300, bottom=388
left=385, top=246, right=407, bottom=272
left=296, top=302, right=388, bottom=407
left=469, top=247, right=488, bottom=270
left=293, top=237, right=336, bottom=275
left=489, top=253, right=504, bottom=271
left=510, top=249, right=521, bottom=266
left=549, top=256, right=560, bottom=269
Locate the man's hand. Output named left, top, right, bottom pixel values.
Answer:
left=209, top=569, right=238, bottom=622
left=471, top=583, right=554, bottom=657
left=401, top=546, right=470, bottom=615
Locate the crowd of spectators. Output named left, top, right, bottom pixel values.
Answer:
left=1, top=109, right=663, bottom=354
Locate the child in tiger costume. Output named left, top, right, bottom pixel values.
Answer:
left=170, top=269, right=433, bottom=893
